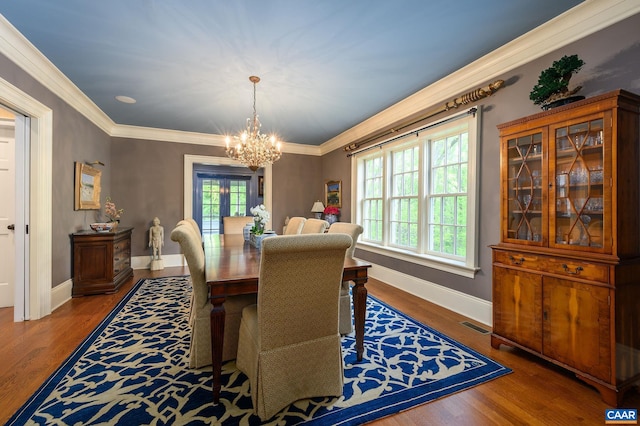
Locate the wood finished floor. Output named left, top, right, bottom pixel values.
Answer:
left=1, top=267, right=638, bottom=425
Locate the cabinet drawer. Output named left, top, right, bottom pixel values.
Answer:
left=114, top=238, right=131, bottom=254
left=494, top=250, right=609, bottom=284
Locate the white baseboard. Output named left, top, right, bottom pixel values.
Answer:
left=365, top=262, right=493, bottom=326
left=50, top=254, right=187, bottom=313
left=132, top=254, right=186, bottom=270
left=51, top=278, right=72, bottom=312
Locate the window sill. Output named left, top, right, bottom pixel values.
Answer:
left=356, top=242, right=479, bottom=278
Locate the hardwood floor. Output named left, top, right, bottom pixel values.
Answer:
left=1, top=267, right=638, bottom=425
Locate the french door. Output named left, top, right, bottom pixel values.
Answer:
left=194, top=173, right=253, bottom=234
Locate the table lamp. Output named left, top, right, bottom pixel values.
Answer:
left=311, top=201, right=325, bottom=219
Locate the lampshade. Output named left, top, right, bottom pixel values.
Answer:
left=311, top=201, right=325, bottom=219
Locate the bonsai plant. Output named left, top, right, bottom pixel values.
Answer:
left=529, top=54, right=585, bottom=108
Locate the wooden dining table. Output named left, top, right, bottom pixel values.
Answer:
left=204, top=233, right=371, bottom=403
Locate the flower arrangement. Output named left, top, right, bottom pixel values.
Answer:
left=250, top=204, right=270, bottom=235
left=104, top=197, right=124, bottom=223
left=323, top=206, right=340, bottom=216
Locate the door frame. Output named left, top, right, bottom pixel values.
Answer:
left=184, top=155, right=272, bottom=230
left=0, top=76, right=53, bottom=321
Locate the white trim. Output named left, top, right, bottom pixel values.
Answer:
left=183, top=155, right=273, bottom=230
left=320, top=0, right=640, bottom=154
left=0, top=15, right=114, bottom=134
left=2, top=2, right=638, bottom=155
left=0, top=76, right=52, bottom=320
left=357, top=244, right=478, bottom=279
left=50, top=278, right=72, bottom=312
left=366, top=262, right=492, bottom=326
left=132, top=254, right=186, bottom=270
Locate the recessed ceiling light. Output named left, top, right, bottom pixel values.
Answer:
left=115, top=95, right=136, bottom=104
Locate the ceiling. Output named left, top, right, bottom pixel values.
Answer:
left=0, top=1, right=584, bottom=146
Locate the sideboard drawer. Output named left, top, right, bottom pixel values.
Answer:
left=494, top=250, right=609, bottom=284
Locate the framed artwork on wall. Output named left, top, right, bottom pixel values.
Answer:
left=325, top=180, right=342, bottom=208
left=74, top=162, right=102, bottom=210
left=258, top=175, right=264, bottom=197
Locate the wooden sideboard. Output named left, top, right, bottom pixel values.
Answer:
left=491, top=90, right=640, bottom=406
left=72, top=227, right=133, bottom=296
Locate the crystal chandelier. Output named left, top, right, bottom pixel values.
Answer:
left=225, top=76, right=282, bottom=172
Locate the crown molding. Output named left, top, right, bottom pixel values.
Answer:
left=110, top=123, right=321, bottom=155
left=2, top=1, right=639, bottom=156
left=319, top=0, right=640, bottom=154
left=0, top=14, right=115, bottom=134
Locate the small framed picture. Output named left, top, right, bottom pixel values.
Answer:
left=258, top=175, right=264, bottom=197
left=325, top=180, right=341, bottom=208
left=74, top=162, right=102, bottom=210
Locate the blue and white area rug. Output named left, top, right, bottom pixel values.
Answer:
left=8, top=276, right=511, bottom=425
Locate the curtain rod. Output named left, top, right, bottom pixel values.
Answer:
left=343, top=79, right=505, bottom=156
left=346, top=107, right=477, bottom=157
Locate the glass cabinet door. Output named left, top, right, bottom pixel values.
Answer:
left=551, top=117, right=605, bottom=249
left=506, top=132, right=544, bottom=243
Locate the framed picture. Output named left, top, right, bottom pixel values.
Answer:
left=74, top=162, right=102, bottom=210
left=258, top=175, right=264, bottom=197
left=325, top=180, right=342, bottom=208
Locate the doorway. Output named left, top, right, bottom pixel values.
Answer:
left=183, top=155, right=272, bottom=233
left=193, top=163, right=262, bottom=234
left=0, top=103, right=29, bottom=320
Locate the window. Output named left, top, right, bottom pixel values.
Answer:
left=354, top=109, right=479, bottom=276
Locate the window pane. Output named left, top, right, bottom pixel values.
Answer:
left=447, top=135, right=459, bottom=163
left=433, top=167, right=445, bottom=193
left=446, top=166, right=459, bottom=193
left=355, top=113, right=474, bottom=266
left=443, top=196, right=455, bottom=225
left=432, top=139, right=445, bottom=167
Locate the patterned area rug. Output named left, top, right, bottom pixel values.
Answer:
left=8, top=276, right=510, bottom=425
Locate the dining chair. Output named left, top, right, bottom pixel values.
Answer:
left=170, top=222, right=256, bottom=368
left=300, top=218, right=329, bottom=234
left=223, top=216, right=252, bottom=235
left=177, top=218, right=202, bottom=245
left=327, top=222, right=364, bottom=335
left=282, top=216, right=306, bottom=235
left=236, top=233, right=352, bottom=420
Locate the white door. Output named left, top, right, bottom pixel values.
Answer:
left=0, top=107, right=15, bottom=308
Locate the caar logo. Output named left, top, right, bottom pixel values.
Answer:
left=606, top=409, right=637, bottom=424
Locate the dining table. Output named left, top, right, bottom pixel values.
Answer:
left=204, top=233, right=372, bottom=403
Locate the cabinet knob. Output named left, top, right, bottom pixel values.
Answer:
left=562, top=264, right=583, bottom=275
left=509, top=255, right=525, bottom=265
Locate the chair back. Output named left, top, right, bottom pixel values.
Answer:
left=170, top=222, right=206, bottom=307
left=177, top=218, right=202, bottom=245
left=301, top=218, right=329, bottom=234
left=223, top=216, right=251, bottom=234
left=328, top=222, right=363, bottom=258
left=258, top=233, right=352, bottom=349
left=185, top=218, right=202, bottom=239
left=283, top=216, right=306, bottom=235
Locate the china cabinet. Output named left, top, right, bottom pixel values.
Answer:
left=491, top=90, right=640, bottom=406
left=72, top=227, right=133, bottom=296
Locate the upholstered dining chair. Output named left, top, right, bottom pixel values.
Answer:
left=223, top=216, right=252, bottom=235
left=327, top=222, right=364, bottom=335
left=300, top=218, right=330, bottom=234
left=178, top=218, right=202, bottom=245
left=282, top=216, right=306, bottom=235
left=170, top=222, right=256, bottom=368
left=236, top=233, right=352, bottom=420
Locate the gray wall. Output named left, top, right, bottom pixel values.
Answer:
left=0, top=52, right=111, bottom=287
left=1, top=13, right=639, bottom=294
left=110, top=138, right=322, bottom=256
left=348, top=13, right=640, bottom=301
